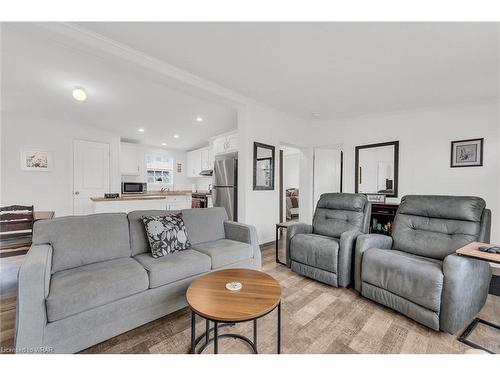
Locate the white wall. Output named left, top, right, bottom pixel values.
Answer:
left=1, top=113, right=121, bottom=217
left=311, top=101, right=500, bottom=242
left=283, top=153, right=300, bottom=190
left=238, top=103, right=315, bottom=244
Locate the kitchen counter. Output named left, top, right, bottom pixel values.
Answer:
left=91, top=191, right=193, bottom=213
left=90, top=190, right=193, bottom=202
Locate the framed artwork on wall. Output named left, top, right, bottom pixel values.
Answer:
left=450, top=138, right=484, bottom=168
left=20, top=149, right=52, bottom=171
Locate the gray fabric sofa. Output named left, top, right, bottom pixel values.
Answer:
left=286, top=193, right=371, bottom=287
left=354, top=195, right=492, bottom=334
left=15, top=207, right=261, bottom=354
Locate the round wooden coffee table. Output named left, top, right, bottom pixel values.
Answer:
left=186, top=268, right=282, bottom=354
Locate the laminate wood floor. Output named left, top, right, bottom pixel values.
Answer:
left=1, top=241, right=499, bottom=354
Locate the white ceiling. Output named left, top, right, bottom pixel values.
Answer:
left=75, top=22, right=500, bottom=121
left=1, top=23, right=238, bottom=151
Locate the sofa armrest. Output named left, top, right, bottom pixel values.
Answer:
left=224, top=221, right=261, bottom=267
left=15, top=244, right=52, bottom=353
left=337, top=230, right=363, bottom=287
left=439, top=254, right=491, bottom=334
left=353, top=234, right=392, bottom=292
left=286, top=223, right=313, bottom=267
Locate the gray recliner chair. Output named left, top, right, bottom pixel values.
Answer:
left=354, top=195, right=492, bottom=334
left=286, top=193, right=371, bottom=287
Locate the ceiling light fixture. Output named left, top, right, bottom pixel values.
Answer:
left=72, top=88, right=87, bottom=101
left=196, top=116, right=203, bottom=122
left=138, top=128, right=145, bottom=133
left=173, top=134, right=180, bottom=139
left=161, top=142, right=167, bottom=146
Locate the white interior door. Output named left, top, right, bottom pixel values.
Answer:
left=73, top=140, right=110, bottom=215
left=313, top=148, right=342, bottom=211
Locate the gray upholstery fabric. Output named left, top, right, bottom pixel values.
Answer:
left=362, top=248, right=443, bottom=312
left=286, top=223, right=312, bottom=267
left=290, top=234, right=339, bottom=273
left=43, top=274, right=199, bottom=353
left=440, top=254, right=492, bottom=334
left=338, top=230, right=363, bottom=287
left=33, top=213, right=131, bottom=273
left=361, top=282, right=440, bottom=330
left=128, top=210, right=178, bottom=256
left=15, top=245, right=52, bottom=352
left=313, top=193, right=369, bottom=238
left=193, top=239, right=254, bottom=269
left=291, top=261, right=338, bottom=286
left=354, top=234, right=393, bottom=291
left=224, top=220, right=262, bottom=267
left=16, top=207, right=262, bottom=353
left=46, top=258, right=149, bottom=322
left=287, top=193, right=369, bottom=288
left=356, top=195, right=491, bottom=333
left=478, top=209, right=492, bottom=243
left=181, top=207, right=227, bottom=245
left=392, top=195, right=486, bottom=259
left=134, top=250, right=211, bottom=288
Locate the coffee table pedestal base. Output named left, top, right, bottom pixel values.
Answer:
left=189, top=302, right=281, bottom=354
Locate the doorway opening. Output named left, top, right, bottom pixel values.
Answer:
left=279, top=145, right=301, bottom=224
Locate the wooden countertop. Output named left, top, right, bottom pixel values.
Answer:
left=456, top=242, right=500, bottom=264
left=91, top=190, right=193, bottom=202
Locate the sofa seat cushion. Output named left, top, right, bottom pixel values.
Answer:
left=361, top=248, right=444, bottom=312
left=134, top=250, right=211, bottom=288
left=46, top=257, right=149, bottom=322
left=290, top=233, right=339, bottom=273
left=192, top=239, right=253, bottom=269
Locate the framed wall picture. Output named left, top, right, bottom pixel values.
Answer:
left=20, top=149, right=52, bottom=171
left=450, top=138, right=483, bottom=168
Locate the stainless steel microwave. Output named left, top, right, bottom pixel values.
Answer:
left=122, top=182, right=147, bottom=194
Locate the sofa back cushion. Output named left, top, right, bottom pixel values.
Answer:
left=181, top=207, right=227, bottom=245
left=313, top=193, right=369, bottom=238
left=392, top=195, right=486, bottom=260
left=33, top=213, right=131, bottom=273
left=128, top=210, right=179, bottom=256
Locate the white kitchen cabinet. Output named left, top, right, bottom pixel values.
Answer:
left=213, top=132, right=238, bottom=155
left=120, top=143, right=141, bottom=175
left=165, top=195, right=192, bottom=210
left=187, top=146, right=213, bottom=177
left=187, top=149, right=202, bottom=177
left=201, top=147, right=211, bottom=171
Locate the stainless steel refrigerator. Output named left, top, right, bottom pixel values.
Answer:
left=212, top=153, right=237, bottom=221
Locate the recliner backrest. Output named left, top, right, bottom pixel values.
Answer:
left=313, top=193, right=370, bottom=238
left=392, top=195, right=489, bottom=260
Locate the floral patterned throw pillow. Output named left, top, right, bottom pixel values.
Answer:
left=142, top=214, right=191, bottom=258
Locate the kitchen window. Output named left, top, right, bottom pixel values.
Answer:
left=145, top=153, right=174, bottom=187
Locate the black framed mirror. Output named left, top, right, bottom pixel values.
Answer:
left=253, top=142, right=275, bottom=190
left=355, top=141, right=399, bottom=198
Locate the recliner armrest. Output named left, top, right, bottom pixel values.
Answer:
left=353, top=234, right=392, bottom=292
left=337, top=230, right=363, bottom=287
left=15, top=244, right=53, bottom=353
left=439, top=254, right=491, bottom=334
left=286, top=223, right=313, bottom=267
left=224, top=220, right=261, bottom=266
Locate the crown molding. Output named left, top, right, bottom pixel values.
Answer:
left=35, top=22, right=248, bottom=108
